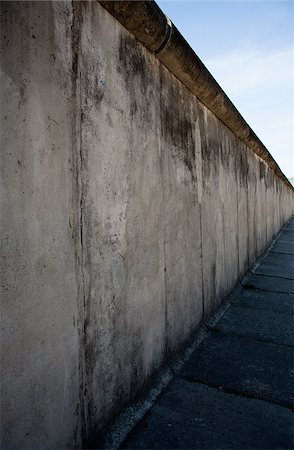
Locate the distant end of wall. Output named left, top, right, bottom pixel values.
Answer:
left=99, top=0, right=293, bottom=191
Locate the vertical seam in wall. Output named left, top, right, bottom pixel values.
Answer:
left=79, top=70, right=85, bottom=307
left=71, top=2, right=88, bottom=445
left=79, top=66, right=88, bottom=446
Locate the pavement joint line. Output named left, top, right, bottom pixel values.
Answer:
left=242, top=290, right=294, bottom=297
left=206, top=327, right=294, bottom=349
left=270, top=251, right=294, bottom=256
left=250, top=271, right=294, bottom=281
left=179, top=377, right=294, bottom=410
left=228, top=303, right=293, bottom=317
left=243, top=283, right=293, bottom=295
left=93, top=216, right=294, bottom=450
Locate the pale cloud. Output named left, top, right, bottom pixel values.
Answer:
left=205, top=49, right=293, bottom=96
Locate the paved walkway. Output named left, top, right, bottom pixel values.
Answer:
left=121, top=219, right=294, bottom=449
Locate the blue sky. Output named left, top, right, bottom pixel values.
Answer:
left=157, top=0, right=294, bottom=179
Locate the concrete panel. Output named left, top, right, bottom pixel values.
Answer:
left=1, top=2, right=81, bottom=448
left=217, top=125, right=239, bottom=295
left=260, top=162, right=268, bottom=252
left=159, top=69, right=203, bottom=354
left=200, top=105, right=240, bottom=316
left=78, top=2, right=166, bottom=434
left=199, top=106, right=226, bottom=316
left=236, top=142, right=250, bottom=276
left=246, top=152, right=258, bottom=265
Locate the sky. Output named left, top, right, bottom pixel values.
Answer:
left=157, top=0, right=294, bottom=180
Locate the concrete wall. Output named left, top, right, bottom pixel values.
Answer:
left=1, top=2, right=293, bottom=448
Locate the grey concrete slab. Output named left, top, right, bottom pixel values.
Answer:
left=285, top=225, right=294, bottom=231
left=180, top=332, right=293, bottom=407
left=280, top=229, right=294, bottom=239
left=285, top=228, right=294, bottom=233
left=231, top=289, right=294, bottom=314
left=121, top=379, right=293, bottom=450
left=211, top=304, right=294, bottom=346
left=270, top=242, right=294, bottom=255
left=264, top=252, right=294, bottom=265
left=275, top=237, right=294, bottom=245
left=245, top=273, right=294, bottom=293
left=255, top=261, right=294, bottom=279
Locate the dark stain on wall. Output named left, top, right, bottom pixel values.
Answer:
left=161, top=104, right=194, bottom=173
left=238, top=145, right=250, bottom=187
left=118, top=32, right=153, bottom=118
left=70, top=2, right=89, bottom=447
left=259, top=159, right=272, bottom=189
left=159, top=71, right=196, bottom=181
left=197, top=108, right=221, bottom=179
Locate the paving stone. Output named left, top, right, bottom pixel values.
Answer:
left=275, top=237, right=294, bottom=245
left=122, top=380, right=293, bottom=450
left=231, top=289, right=294, bottom=314
left=245, top=273, right=294, bottom=293
left=211, top=304, right=294, bottom=346
left=280, top=229, right=294, bottom=238
left=255, top=260, right=294, bottom=279
left=285, top=224, right=294, bottom=231
left=180, top=332, right=293, bottom=407
left=270, top=243, right=294, bottom=255
left=264, top=252, right=294, bottom=265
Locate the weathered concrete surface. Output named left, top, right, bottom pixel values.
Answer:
left=1, top=1, right=294, bottom=448
left=211, top=304, right=294, bottom=346
left=230, top=289, right=294, bottom=314
left=271, top=242, right=294, bottom=254
left=121, top=220, right=294, bottom=450
left=245, top=275, right=294, bottom=294
left=100, top=1, right=293, bottom=190
left=180, top=332, right=293, bottom=407
left=255, top=257, right=294, bottom=278
left=1, top=2, right=81, bottom=449
left=122, top=380, right=293, bottom=450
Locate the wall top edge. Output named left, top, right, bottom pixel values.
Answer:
left=99, top=0, right=293, bottom=191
